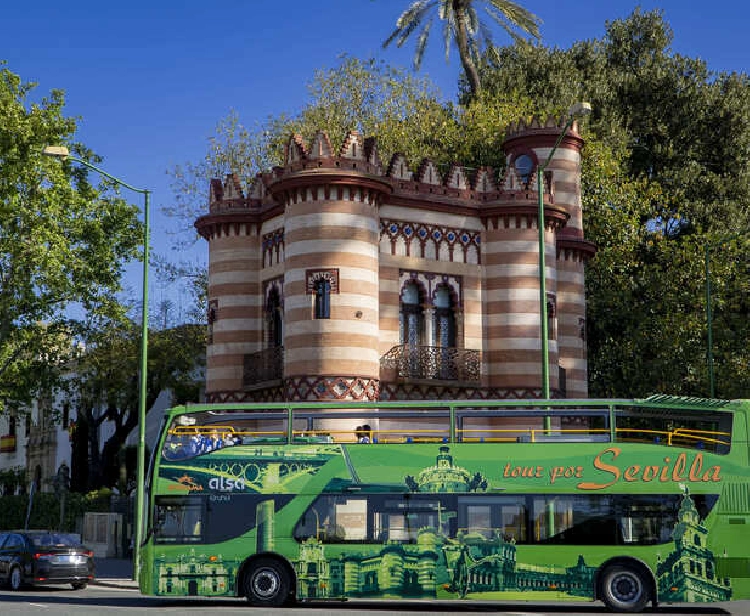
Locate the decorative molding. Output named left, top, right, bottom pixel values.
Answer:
left=285, top=376, right=379, bottom=401
left=262, top=228, right=284, bottom=267
left=399, top=270, right=462, bottom=308
left=381, top=219, right=481, bottom=264
left=306, top=269, right=339, bottom=295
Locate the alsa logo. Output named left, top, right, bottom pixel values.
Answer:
left=209, top=476, right=246, bottom=491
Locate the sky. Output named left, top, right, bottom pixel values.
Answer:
left=4, top=0, right=748, bottom=323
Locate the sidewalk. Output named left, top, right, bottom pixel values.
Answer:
left=92, top=557, right=138, bottom=589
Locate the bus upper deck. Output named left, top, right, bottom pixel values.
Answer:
left=161, top=395, right=742, bottom=460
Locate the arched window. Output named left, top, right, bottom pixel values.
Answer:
left=314, top=278, right=331, bottom=319
left=266, top=287, right=283, bottom=347
left=400, top=282, right=424, bottom=347
left=434, top=285, right=456, bottom=348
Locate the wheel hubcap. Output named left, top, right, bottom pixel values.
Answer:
left=253, top=568, right=279, bottom=598
left=611, top=572, right=641, bottom=603
left=11, top=569, right=21, bottom=588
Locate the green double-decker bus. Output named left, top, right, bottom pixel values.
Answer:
left=139, top=396, right=750, bottom=612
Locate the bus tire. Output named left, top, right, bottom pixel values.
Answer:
left=600, top=564, right=650, bottom=613
left=243, top=557, right=291, bottom=608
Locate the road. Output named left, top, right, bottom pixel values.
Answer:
left=0, top=585, right=742, bottom=615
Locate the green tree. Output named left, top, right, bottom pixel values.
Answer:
left=169, top=57, right=458, bottom=229
left=382, top=0, right=540, bottom=96
left=478, top=9, right=750, bottom=397
left=0, top=62, right=142, bottom=412
left=70, top=320, right=205, bottom=490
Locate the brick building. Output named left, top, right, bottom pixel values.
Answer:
left=195, top=115, right=594, bottom=403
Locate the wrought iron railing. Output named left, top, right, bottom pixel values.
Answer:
left=380, top=345, right=481, bottom=383
left=243, top=347, right=284, bottom=387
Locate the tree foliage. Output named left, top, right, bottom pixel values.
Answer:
left=169, top=56, right=535, bottom=229
left=0, top=62, right=142, bottom=412
left=382, top=0, right=540, bottom=96
left=69, top=320, right=205, bottom=490
left=478, top=9, right=750, bottom=397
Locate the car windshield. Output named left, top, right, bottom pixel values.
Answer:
left=28, top=533, right=82, bottom=547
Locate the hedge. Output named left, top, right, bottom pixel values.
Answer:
left=0, top=490, right=112, bottom=532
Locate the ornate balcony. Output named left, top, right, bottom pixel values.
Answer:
left=243, top=347, right=284, bottom=388
left=380, top=345, right=481, bottom=384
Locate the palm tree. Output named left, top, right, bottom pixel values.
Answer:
left=383, top=0, right=541, bottom=96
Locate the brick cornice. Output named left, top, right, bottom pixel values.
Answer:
left=556, top=228, right=597, bottom=260
left=481, top=202, right=569, bottom=230
left=268, top=169, right=393, bottom=201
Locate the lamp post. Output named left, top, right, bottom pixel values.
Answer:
left=705, top=244, right=715, bottom=398
left=536, top=102, right=592, bottom=400
left=43, top=146, right=150, bottom=581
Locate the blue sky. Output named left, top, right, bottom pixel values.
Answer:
left=5, top=1, right=748, bottom=321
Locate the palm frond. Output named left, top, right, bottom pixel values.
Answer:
left=383, top=0, right=435, bottom=49
left=438, top=0, right=451, bottom=20
left=414, top=20, right=433, bottom=69
left=442, top=18, right=453, bottom=62
left=466, top=5, right=480, bottom=35
left=486, top=0, right=541, bottom=39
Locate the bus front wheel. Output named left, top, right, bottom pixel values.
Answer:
left=243, top=557, right=291, bottom=608
left=600, top=564, right=650, bottom=613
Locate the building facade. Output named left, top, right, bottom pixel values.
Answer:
left=196, top=116, right=594, bottom=403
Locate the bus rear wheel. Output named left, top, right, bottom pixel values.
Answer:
left=243, top=557, right=291, bottom=608
left=600, top=564, right=650, bottom=613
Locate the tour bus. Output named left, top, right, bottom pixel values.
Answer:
left=139, top=396, right=750, bottom=612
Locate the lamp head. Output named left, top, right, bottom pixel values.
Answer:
left=568, top=102, right=592, bottom=118
left=42, top=146, right=70, bottom=160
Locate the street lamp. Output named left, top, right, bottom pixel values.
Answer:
left=43, top=145, right=150, bottom=581
left=536, top=102, right=592, bottom=400
left=705, top=244, right=715, bottom=398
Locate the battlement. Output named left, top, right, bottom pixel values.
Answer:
left=206, top=121, right=579, bottom=214
left=505, top=113, right=583, bottom=138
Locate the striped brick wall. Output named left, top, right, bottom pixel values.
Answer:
left=204, top=223, right=262, bottom=395
left=282, top=193, right=381, bottom=385
left=482, top=220, right=558, bottom=391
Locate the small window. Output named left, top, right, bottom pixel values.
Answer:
left=514, top=154, right=534, bottom=185
left=314, top=279, right=331, bottom=319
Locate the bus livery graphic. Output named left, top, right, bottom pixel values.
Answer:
left=141, top=397, right=749, bottom=611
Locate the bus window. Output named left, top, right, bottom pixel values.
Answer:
left=529, top=494, right=685, bottom=545
left=617, top=496, right=680, bottom=544
left=154, top=497, right=204, bottom=544
left=294, top=495, right=368, bottom=543
left=465, top=505, right=492, bottom=538
left=457, top=495, right=527, bottom=543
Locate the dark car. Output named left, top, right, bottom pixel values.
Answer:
left=0, top=530, right=95, bottom=591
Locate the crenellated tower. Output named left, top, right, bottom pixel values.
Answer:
left=503, top=115, right=595, bottom=397
left=268, top=131, right=392, bottom=401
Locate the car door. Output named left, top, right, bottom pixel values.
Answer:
left=0, top=533, right=9, bottom=581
